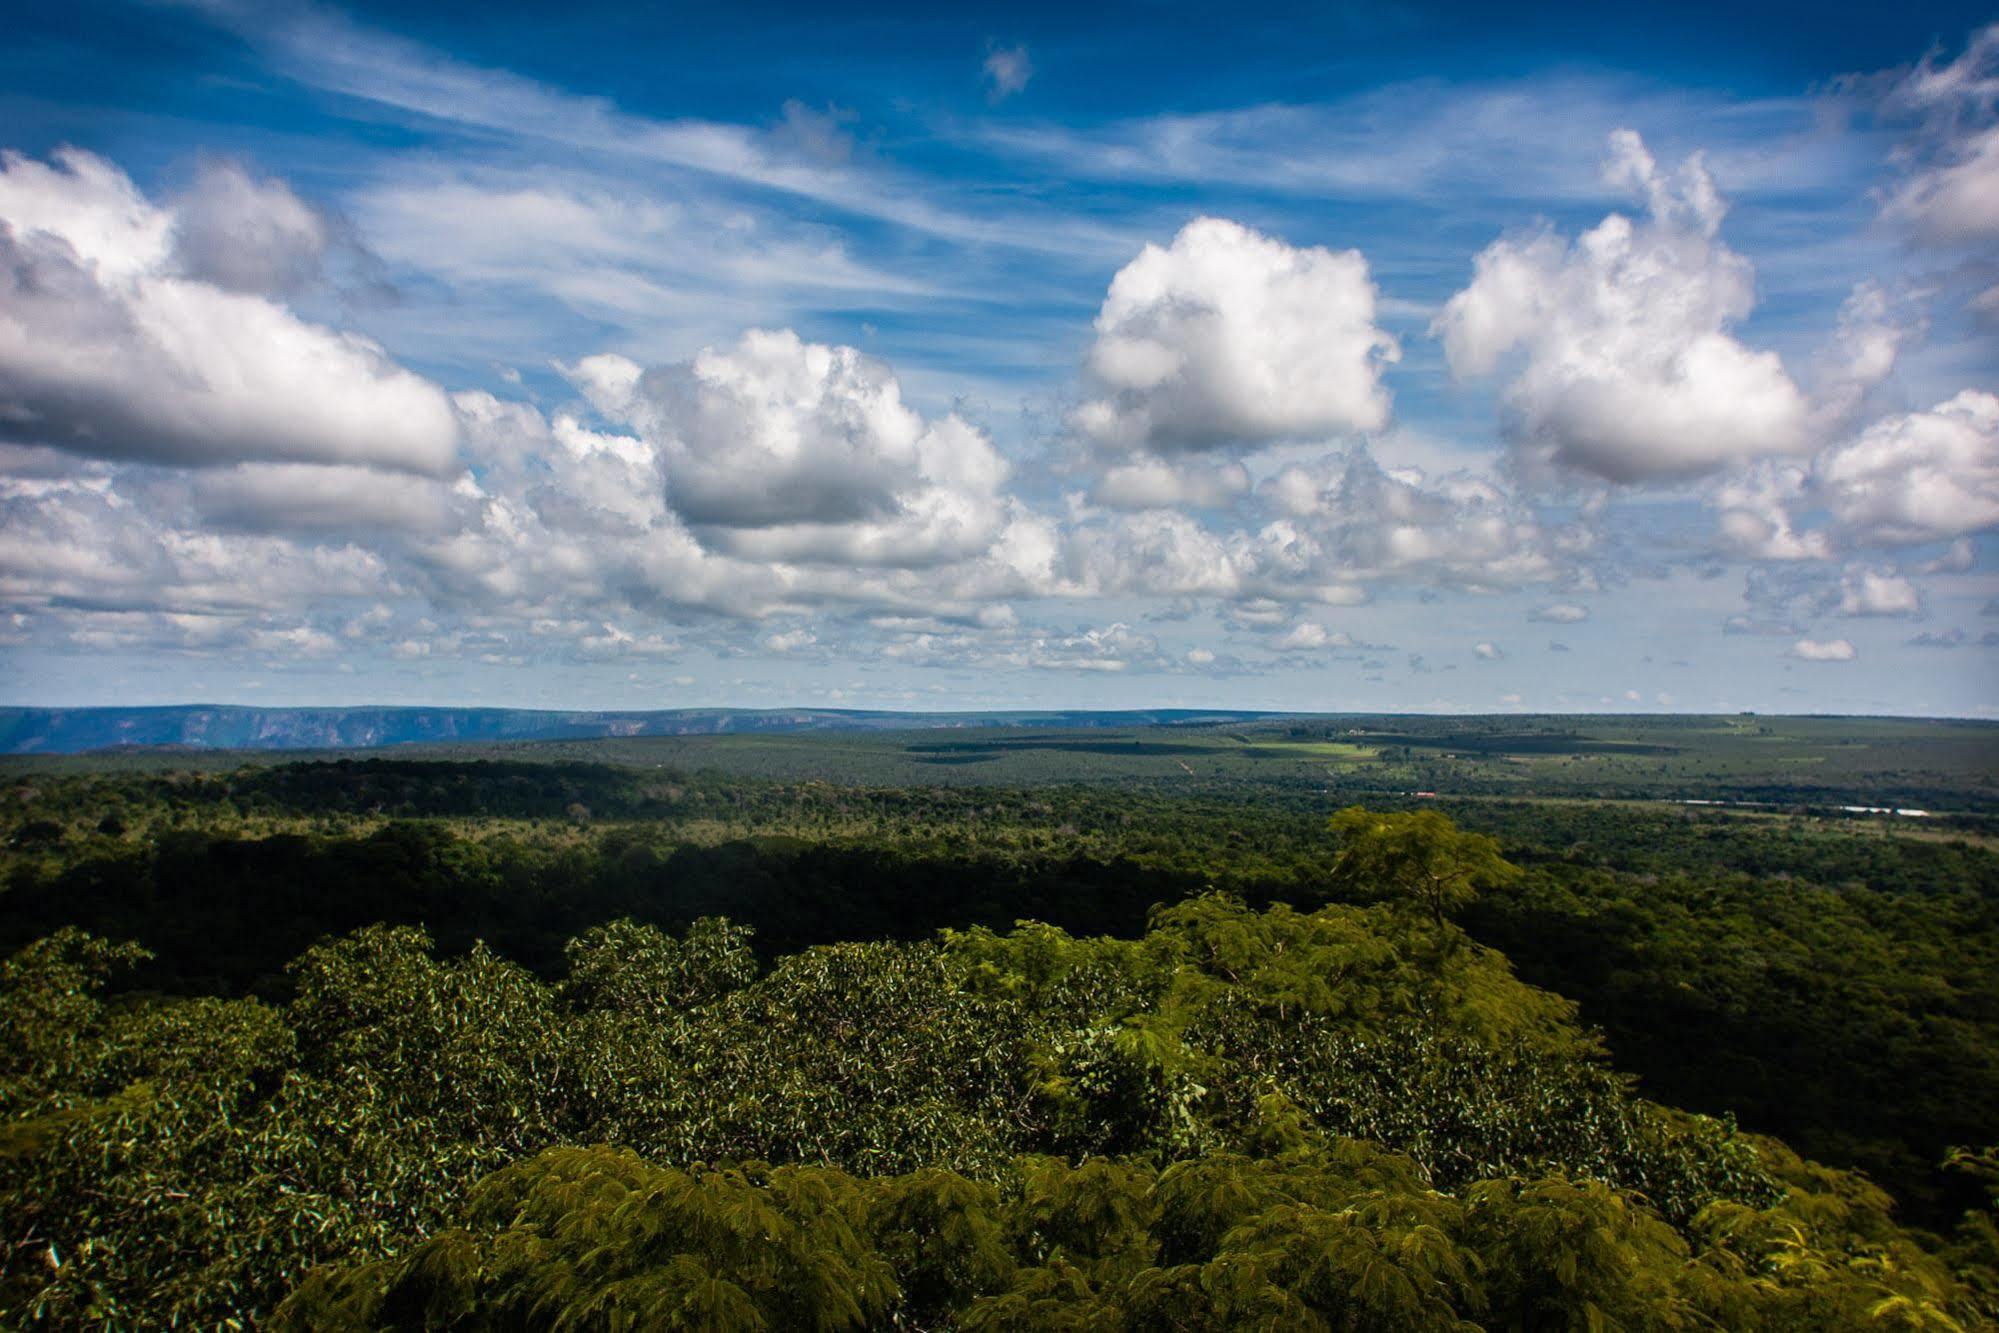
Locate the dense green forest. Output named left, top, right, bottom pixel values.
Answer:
left=4, top=755, right=1998, bottom=1326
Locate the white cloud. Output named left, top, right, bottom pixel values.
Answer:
left=1710, top=461, right=1833, bottom=561
left=973, top=73, right=1863, bottom=207
left=983, top=44, right=1033, bottom=102
left=1875, top=27, right=1999, bottom=257
left=1474, top=640, right=1505, bottom=660
left=0, top=149, right=458, bottom=473
left=1530, top=603, right=1589, bottom=623
left=1789, top=636, right=1857, bottom=661
left=185, top=463, right=457, bottom=536
left=1434, top=131, right=1810, bottom=482
left=1014, top=623, right=1157, bottom=672
left=1837, top=566, right=1922, bottom=617
left=1270, top=621, right=1362, bottom=652
left=1074, top=217, right=1398, bottom=454
left=1253, top=449, right=1579, bottom=589
left=353, top=166, right=946, bottom=348
left=1047, top=445, right=1580, bottom=613
left=190, top=1, right=1132, bottom=262
left=170, top=160, right=330, bottom=295
left=1091, top=456, right=1249, bottom=510
left=1814, top=390, right=1999, bottom=548
left=761, top=628, right=817, bottom=654
left=1709, top=391, right=1999, bottom=561
left=0, top=468, right=395, bottom=638
left=566, top=329, right=1012, bottom=568
left=1737, top=561, right=1926, bottom=631
left=1842, top=25, right=1999, bottom=315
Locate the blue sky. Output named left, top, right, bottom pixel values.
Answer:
left=1, top=0, right=1995, bottom=715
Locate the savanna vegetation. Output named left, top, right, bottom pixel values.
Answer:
left=2, top=751, right=1997, bottom=1327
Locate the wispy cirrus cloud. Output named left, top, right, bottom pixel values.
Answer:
left=970, top=76, right=1877, bottom=205
left=176, top=0, right=1139, bottom=262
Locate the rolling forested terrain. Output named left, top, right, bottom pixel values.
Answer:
left=3, top=731, right=1998, bottom=1327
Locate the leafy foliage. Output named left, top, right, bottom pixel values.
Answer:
left=277, top=1124, right=1986, bottom=1331
left=1, top=764, right=1996, bottom=1327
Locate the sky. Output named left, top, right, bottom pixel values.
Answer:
left=1, top=1, right=1996, bottom=716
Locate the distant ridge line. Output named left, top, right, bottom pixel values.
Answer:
left=0, top=705, right=1292, bottom=755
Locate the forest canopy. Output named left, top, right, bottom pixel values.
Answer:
left=1, top=762, right=1996, bottom=1327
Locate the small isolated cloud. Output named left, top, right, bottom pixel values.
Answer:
left=1267, top=621, right=1378, bottom=653
left=983, top=44, right=1033, bottom=102
left=1530, top=602, right=1589, bottom=623
left=1789, top=637, right=1857, bottom=662
left=1908, top=628, right=1966, bottom=648
left=578, top=624, right=680, bottom=660
left=1074, top=217, right=1398, bottom=455
left=1548, top=640, right=1571, bottom=653
left=1473, top=640, right=1505, bottom=660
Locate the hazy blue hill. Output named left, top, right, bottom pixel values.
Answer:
left=0, top=705, right=1284, bottom=755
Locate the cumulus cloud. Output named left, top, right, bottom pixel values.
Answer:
left=1789, top=637, right=1857, bottom=661
left=1837, top=566, right=1922, bottom=617
left=761, top=627, right=818, bottom=654
left=983, top=44, right=1034, bottom=102
left=1074, top=217, right=1398, bottom=455
left=565, top=329, right=1012, bottom=568
left=1268, top=621, right=1370, bottom=653
left=1473, top=640, right=1505, bottom=660
left=1253, top=449, right=1581, bottom=590
left=1091, top=455, right=1249, bottom=510
left=1813, top=390, right=1999, bottom=548
left=170, top=160, right=331, bottom=295
left=1737, top=561, right=1925, bottom=632
left=186, top=463, right=457, bottom=536
left=1435, top=131, right=1811, bottom=482
left=1708, top=391, right=1999, bottom=562
left=1049, top=444, right=1584, bottom=615
left=0, top=468, right=395, bottom=637
left=0, top=148, right=458, bottom=472
left=1709, top=461, right=1832, bottom=561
